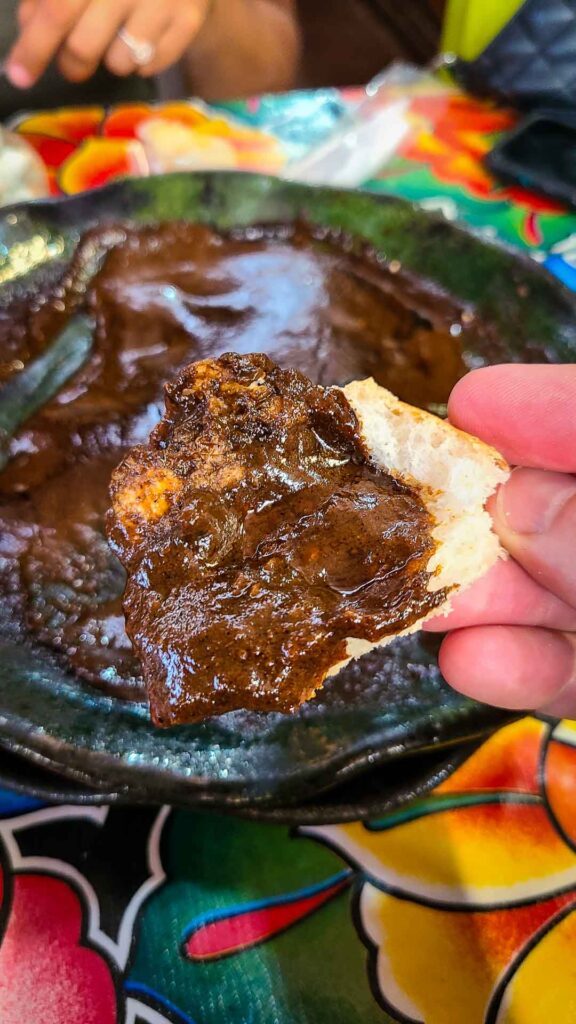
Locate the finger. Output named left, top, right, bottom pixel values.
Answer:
left=492, top=467, right=576, bottom=608
left=58, top=0, right=129, bottom=82
left=425, top=557, right=576, bottom=633
left=448, top=364, right=576, bottom=472
left=439, top=625, right=576, bottom=711
left=104, top=3, right=173, bottom=77
left=17, top=0, right=38, bottom=29
left=6, top=0, right=88, bottom=87
left=136, top=5, right=208, bottom=77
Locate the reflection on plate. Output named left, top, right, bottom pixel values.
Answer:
left=0, top=172, right=574, bottom=811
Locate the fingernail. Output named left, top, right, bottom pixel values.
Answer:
left=497, top=467, right=576, bottom=535
left=5, top=63, right=33, bottom=88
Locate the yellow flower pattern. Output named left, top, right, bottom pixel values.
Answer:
left=305, top=718, right=576, bottom=1023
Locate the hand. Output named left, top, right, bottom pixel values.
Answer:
left=425, top=364, right=576, bottom=716
left=6, top=0, right=211, bottom=87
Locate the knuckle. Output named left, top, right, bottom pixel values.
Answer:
left=43, top=0, right=73, bottom=26
left=181, top=9, right=203, bottom=36
left=58, top=54, right=92, bottom=80
left=64, top=35, right=95, bottom=65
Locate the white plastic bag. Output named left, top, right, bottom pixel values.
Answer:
left=0, top=127, right=50, bottom=206
left=283, top=63, right=430, bottom=188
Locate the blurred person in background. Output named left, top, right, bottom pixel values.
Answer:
left=0, top=0, right=300, bottom=118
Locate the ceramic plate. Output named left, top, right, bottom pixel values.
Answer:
left=0, top=741, right=485, bottom=823
left=0, top=172, right=574, bottom=811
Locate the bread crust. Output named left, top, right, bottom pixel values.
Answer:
left=317, top=378, right=510, bottom=687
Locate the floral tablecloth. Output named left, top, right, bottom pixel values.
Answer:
left=3, top=84, right=576, bottom=1024
left=11, top=77, right=576, bottom=288
left=3, top=717, right=576, bottom=1024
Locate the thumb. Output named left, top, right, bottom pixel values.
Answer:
left=492, top=467, right=576, bottom=607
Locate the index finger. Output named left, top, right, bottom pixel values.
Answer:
left=448, top=364, right=576, bottom=472
left=424, top=557, right=576, bottom=633
left=6, top=0, right=88, bottom=87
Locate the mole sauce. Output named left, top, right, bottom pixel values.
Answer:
left=0, top=222, right=467, bottom=703
left=108, top=353, right=448, bottom=725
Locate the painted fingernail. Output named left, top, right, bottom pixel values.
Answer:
left=497, top=467, right=576, bottom=535
left=5, top=63, right=34, bottom=88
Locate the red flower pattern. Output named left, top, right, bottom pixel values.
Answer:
left=12, top=100, right=285, bottom=196
left=0, top=866, right=117, bottom=1024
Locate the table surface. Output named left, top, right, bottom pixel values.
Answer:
left=2, top=82, right=576, bottom=1024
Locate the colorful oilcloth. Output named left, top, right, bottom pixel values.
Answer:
left=1, top=717, right=576, bottom=1023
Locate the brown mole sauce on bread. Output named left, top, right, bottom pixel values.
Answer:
left=108, top=353, right=449, bottom=725
left=0, top=221, right=467, bottom=703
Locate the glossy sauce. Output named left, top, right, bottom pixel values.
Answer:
left=108, top=353, right=449, bottom=725
left=0, top=222, right=467, bottom=702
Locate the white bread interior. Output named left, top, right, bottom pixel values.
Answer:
left=324, top=378, right=510, bottom=678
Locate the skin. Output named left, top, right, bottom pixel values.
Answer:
left=425, top=364, right=576, bottom=717
left=5, top=0, right=299, bottom=100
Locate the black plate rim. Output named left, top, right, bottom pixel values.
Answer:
left=0, top=706, right=508, bottom=809
left=3, top=168, right=576, bottom=309
left=0, top=736, right=485, bottom=824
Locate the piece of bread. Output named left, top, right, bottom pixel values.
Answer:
left=329, top=377, right=509, bottom=675
left=109, top=353, right=510, bottom=723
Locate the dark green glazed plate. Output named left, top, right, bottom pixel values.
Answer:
left=0, top=172, right=574, bottom=814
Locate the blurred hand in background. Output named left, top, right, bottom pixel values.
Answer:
left=6, top=0, right=299, bottom=100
